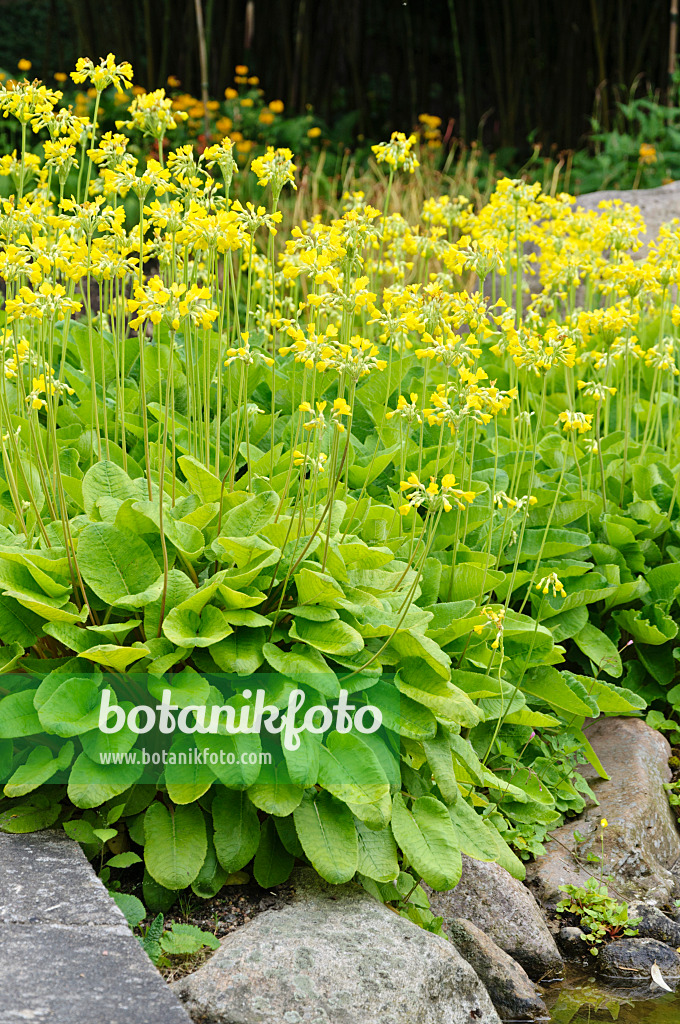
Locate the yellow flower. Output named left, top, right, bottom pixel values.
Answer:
left=307, top=126, right=322, bottom=138
left=235, top=64, right=249, bottom=75
left=639, top=143, right=657, bottom=165
left=17, top=59, right=32, bottom=72
left=600, top=819, right=608, bottom=828
left=225, top=88, right=238, bottom=100
left=268, top=99, right=284, bottom=113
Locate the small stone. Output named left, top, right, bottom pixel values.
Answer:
left=426, top=856, right=563, bottom=981
left=448, top=918, right=549, bottom=1021
left=557, top=926, right=588, bottom=959
left=628, top=902, right=680, bottom=946
left=596, top=937, right=680, bottom=982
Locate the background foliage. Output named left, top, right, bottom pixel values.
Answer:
left=0, top=0, right=677, bottom=154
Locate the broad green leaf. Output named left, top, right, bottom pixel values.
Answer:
left=144, top=802, right=207, bottom=889
left=263, top=641, right=340, bottom=697
left=0, top=689, right=41, bottom=738
left=289, top=617, right=364, bottom=657
left=37, top=676, right=102, bottom=737
left=178, top=455, right=222, bottom=502
left=163, top=604, right=233, bottom=649
left=389, top=630, right=451, bottom=680
left=422, top=727, right=458, bottom=804
left=614, top=607, right=678, bottom=645
left=82, top=461, right=136, bottom=517
left=77, top=522, right=163, bottom=609
left=572, top=623, right=622, bottom=677
left=253, top=817, right=295, bottom=887
left=4, top=743, right=72, bottom=797
left=165, top=734, right=215, bottom=804
left=112, top=892, right=146, bottom=928
left=293, top=789, right=358, bottom=884
left=522, top=665, right=595, bottom=717
left=79, top=644, right=150, bottom=671
left=448, top=799, right=525, bottom=879
left=390, top=792, right=461, bottom=891
left=396, top=664, right=481, bottom=727
left=355, top=820, right=399, bottom=882
left=210, top=628, right=266, bottom=675
left=67, top=752, right=142, bottom=808
left=0, top=800, right=61, bottom=833
left=369, top=680, right=436, bottom=739
left=317, top=731, right=391, bottom=825
left=212, top=789, right=260, bottom=872
left=191, top=833, right=229, bottom=899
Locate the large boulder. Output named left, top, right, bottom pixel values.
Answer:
left=173, top=869, right=501, bottom=1024
left=426, top=855, right=563, bottom=981
left=526, top=718, right=680, bottom=908
left=447, top=918, right=549, bottom=1022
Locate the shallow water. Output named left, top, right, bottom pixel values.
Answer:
left=544, top=968, right=680, bottom=1023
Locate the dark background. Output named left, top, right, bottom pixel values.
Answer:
left=0, top=0, right=673, bottom=154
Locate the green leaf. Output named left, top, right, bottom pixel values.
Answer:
left=212, top=789, right=260, bottom=872
left=0, top=688, right=41, bottom=738
left=253, top=817, right=295, bottom=887
left=389, top=630, right=451, bottom=680
left=210, top=629, right=266, bottom=675
left=293, top=789, right=358, bottom=883
left=0, top=800, right=61, bottom=833
left=37, top=676, right=102, bottom=737
left=221, top=490, right=278, bottom=536
left=82, top=461, right=136, bottom=517
left=112, top=892, right=146, bottom=928
left=77, top=523, right=163, bottom=609
left=613, top=607, right=678, bottom=645
left=191, top=833, right=229, bottom=899
left=396, top=664, right=481, bottom=727
left=369, top=680, right=436, bottom=739
left=165, top=734, right=215, bottom=805
left=161, top=923, right=220, bottom=954
left=317, top=731, right=391, bottom=825
left=572, top=623, right=623, bottom=677
left=178, top=455, right=222, bottom=502
left=262, top=642, right=340, bottom=698
left=4, top=743, right=72, bottom=797
left=448, top=799, right=525, bottom=879
left=522, top=666, right=596, bottom=717
left=355, top=820, right=399, bottom=882
left=67, top=751, right=142, bottom=808
left=422, top=727, right=458, bottom=805
left=163, top=604, right=233, bottom=649
left=289, top=617, right=364, bottom=657
left=144, top=802, right=207, bottom=890
left=79, top=645, right=150, bottom=671
left=390, top=792, right=461, bottom=891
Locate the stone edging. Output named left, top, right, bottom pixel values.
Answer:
left=0, top=829, right=192, bottom=1024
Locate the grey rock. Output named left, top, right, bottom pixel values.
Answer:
left=596, top=937, right=680, bottom=983
left=0, top=829, right=125, bottom=925
left=426, top=855, right=563, bottom=981
left=557, top=926, right=588, bottom=959
left=447, top=918, right=549, bottom=1022
left=173, top=868, right=501, bottom=1024
left=0, top=922, right=192, bottom=1023
left=527, top=718, right=680, bottom=908
left=628, top=901, right=680, bottom=946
